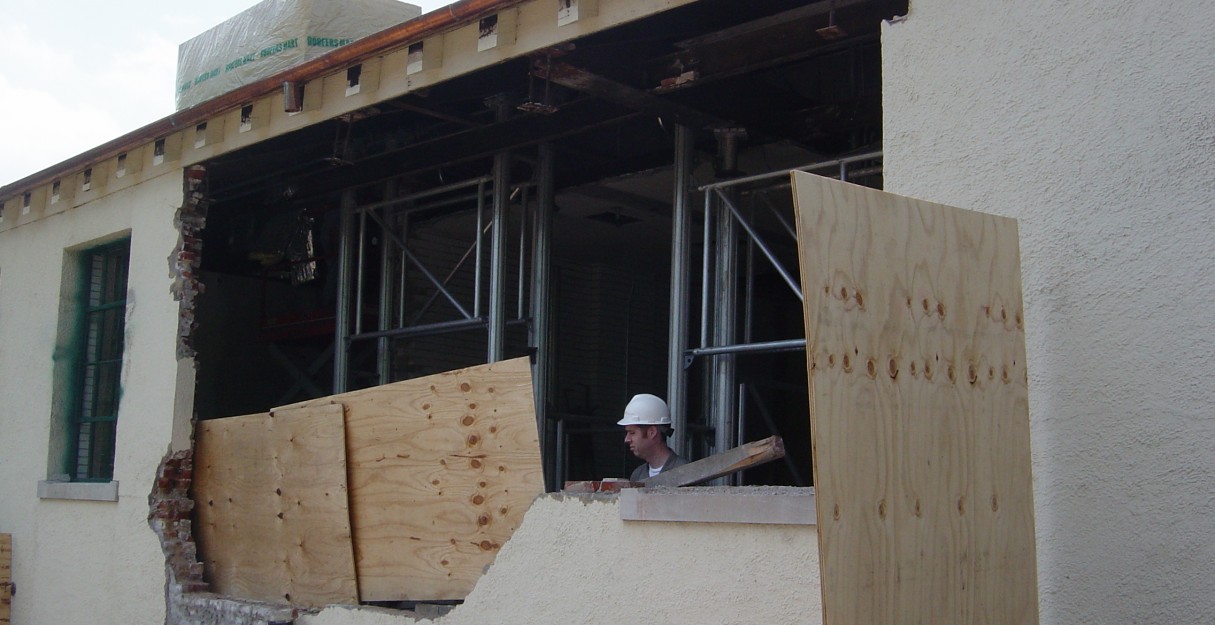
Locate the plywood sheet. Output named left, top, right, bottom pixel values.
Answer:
left=1, top=534, right=11, bottom=624
left=791, top=173, right=1038, bottom=625
left=283, top=356, right=543, bottom=601
left=194, top=404, right=358, bottom=607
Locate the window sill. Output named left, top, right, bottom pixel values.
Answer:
left=619, top=485, right=815, bottom=525
left=37, top=479, right=119, bottom=502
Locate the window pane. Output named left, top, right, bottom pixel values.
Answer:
left=76, top=420, right=117, bottom=480
left=70, top=239, right=130, bottom=481
left=93, top=362, right=121, bottom=417
left=100, top=250, right=129, bottom=304
left=82, top=309, right=125, bottom=362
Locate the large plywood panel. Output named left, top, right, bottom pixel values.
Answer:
left=1, top=534, right=10, bottom=624
left=791, top=173, right=1038, bottom=625
left=284, top=356, right=543, bottom=601
left=194, top=404, right=358, bottom=607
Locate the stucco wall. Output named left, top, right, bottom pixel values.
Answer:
left=881, top=2, right=1215, bottom=623
left=301, top=494, right=822, bottom=625
left=0, top=171, right=189, bottom=625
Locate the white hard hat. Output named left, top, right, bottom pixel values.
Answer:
left=617, top=393, right=671, bottom=427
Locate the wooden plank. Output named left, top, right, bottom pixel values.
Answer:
left=282, top=356, right=543, bottom=601
left=194, top=404, right=358, bottom=608
left=1, top=534, right=10, bottom=625
left=791, top=173, right=1038, bottom=625
left=645, top=436, right=786, bottom=487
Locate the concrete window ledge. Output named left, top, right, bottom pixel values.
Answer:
left=619, top=486, right=815, bottom=524
left=37, top=479, right=119, bottom=502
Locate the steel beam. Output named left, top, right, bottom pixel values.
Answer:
left=667, top=125, right=694, bottom=458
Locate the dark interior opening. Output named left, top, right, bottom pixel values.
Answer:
left=191, top=0, right=903, bottom=488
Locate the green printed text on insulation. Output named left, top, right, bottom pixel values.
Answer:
left=307, top=36, right=354, bottom=48
left=192, top=68, right=220, bottom=86
left=225, top=53, right=257, bottom=72
left=260, top=38, right=298, bottom=58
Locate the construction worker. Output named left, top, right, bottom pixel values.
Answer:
left=618, top=393, right=687, bottom=482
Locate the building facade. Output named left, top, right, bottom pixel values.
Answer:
left=0, top=0, right=1211, bottom=623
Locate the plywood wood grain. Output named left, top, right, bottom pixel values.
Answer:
left=282, top=356, right=543, bottom=601
left=1, top=534, right=11, bottom=624
left=791, top=173, right=1038, bottom=625
left=194, top=404, right=358, bottom=608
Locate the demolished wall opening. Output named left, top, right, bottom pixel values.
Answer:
left=176, top=0, right=904, bottom=614
left=190, top=0, right=894, bottom=490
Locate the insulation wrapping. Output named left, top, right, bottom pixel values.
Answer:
left=175, top=0, right=421, bottom=110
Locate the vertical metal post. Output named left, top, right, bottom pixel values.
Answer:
left=518, top=185, right=528, bottom=321
left=711, top=132, right=742, bottom=478
left=533, top=143, right=555, bottom=490
left=739, top=204, right=756, bottom=448
left=700, top=190, right=713, bottom=349
left=474, top=181, right=485, bottom=318
left=377, top=181, right=396, bottom=385
left=333, top=190, right=357, bottom=393
left=488, top=149, right=510, bottom=362
left=712, top=203, right=738, bottom=462
left=397, top=213, right=408, bottom=328
left=355, top=207, right=368, bottom=336
left=667, top=125, right=693, bottom=458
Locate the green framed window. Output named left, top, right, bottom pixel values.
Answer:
left=68, top=239, right=130, bottom=481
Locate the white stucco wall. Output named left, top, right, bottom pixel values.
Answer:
left=302, top=494, right=822, bottom=625
left=0, top=171, right=190, bottom=625
left=881, top=2, right=1215, bottom=623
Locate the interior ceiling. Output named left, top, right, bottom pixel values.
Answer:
left=201, top=0, right=904, bottom=273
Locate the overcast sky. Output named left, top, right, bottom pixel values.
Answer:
left=0, top=0, right=450, bottom=186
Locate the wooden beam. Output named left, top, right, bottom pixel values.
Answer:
left=645, top=436, right=785, bottom=487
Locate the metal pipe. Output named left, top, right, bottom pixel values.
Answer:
left=409, top=221, right=493, bottom=325
left=700, top=189, right=712, bottom=349
left=746, top=384, right=807, bottom=486
left=687, top=338, right=806, bottom=357
left=759, top=192, right=797, bottom=240
left=355, top=175, right=492, bottom=213
left=397, top=212, right=408, bottom=328
left=667, top=124, right=694, bottom=458
left=475, top=180, right=485, bottom=318
left=488, top=147, right=510, bottom=362
left=333, top=190, right=357, bottom=393
left=355, top=207, right=368, bottom=335
left=738, top=198, right=755, bottom=449
left=377, top=181, right=397, bottom=385
left=698, top=150, right=883, bottom=192
left=350, top=316, right=486, bottom=342
left=710, top=128, right=744, bottom=479
left=737, top=382, right=747, bottom=465
left=366, top=209, right=473, bottom=319
left=533, top=142, right=555, bottom=491
left=716, top=189, right=803, bottom=301
left=518, top=184, right=528, bottom=321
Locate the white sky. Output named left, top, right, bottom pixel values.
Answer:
left=0, top=0, right=451, bottom=186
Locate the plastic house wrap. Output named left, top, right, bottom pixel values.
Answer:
left=176, top=0, right=422, bottom=110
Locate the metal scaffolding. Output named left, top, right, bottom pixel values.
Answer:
left=687, top=149, right=882, bottom=483
left=332, top=132, right=880, bottom=487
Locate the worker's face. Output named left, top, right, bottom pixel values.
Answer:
left=624, top=425, right=657, bottom=458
